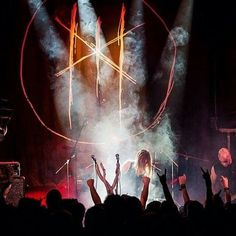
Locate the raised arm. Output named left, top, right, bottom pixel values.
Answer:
left=178, top=174, right=190, bottom=204
left=220, top=175, right=231, bottom=204
left=87, top=178, right=102, bottom=205
left=201, top=167, right=213, bottom=208
left=140, top=176, right=150, bottom=209
left=157, top=169, right=175, bottom=205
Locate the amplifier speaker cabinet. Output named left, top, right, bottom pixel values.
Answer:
left=0, top=161, right=21, bottom=177
left=0, top=162, right=24, bottom=206
left=5, top=176, right=25, bottom=206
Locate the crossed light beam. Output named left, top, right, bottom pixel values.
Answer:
left=20, top=0, right=177, bottom=145
left=55, top=3, right=144, bottom=128
left=54, top=17, right=143, bottom=83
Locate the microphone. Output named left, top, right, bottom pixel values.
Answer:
left=152, top=161, right=159, bottom=165
left=115, top=154, right=119, bottom=163
left=91, top=155, right=97, bottom=163
left=71, top=153, right=77, bottom=159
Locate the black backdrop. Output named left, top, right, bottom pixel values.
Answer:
left=1, top=0, right=236, bottom=203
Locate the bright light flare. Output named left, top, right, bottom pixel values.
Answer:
left=118, top=4, right=126, bottom=127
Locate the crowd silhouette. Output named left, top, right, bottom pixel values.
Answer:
left=0, top=165, right=236, bottom=236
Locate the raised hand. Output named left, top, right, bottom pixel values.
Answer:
left=86, top=178, right=102, bottom=204
left=201, top=167, right=213, bottom=205
left=178, top=174, right=187, bottom=185
left=200, top=167, right=211, bottom=184
left=87, top=178, right=95, bottom=188
left=157, top=168, right=167, bottom=185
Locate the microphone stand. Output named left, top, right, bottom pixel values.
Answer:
left=218, top=128, right=236, bottom=152
left=55, top=140, right=79, bottom=198
left=167, top=157, right=178, bottom=200
left=54, top=119, right=87, bottom=198
left=115, top=154, right=120, bottom=195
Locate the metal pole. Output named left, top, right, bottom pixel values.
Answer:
left=66, top=159, right=70, bottom=198
left=171, top=161, right=174, bottom=199
left=227, top=132, right=231, bottom=152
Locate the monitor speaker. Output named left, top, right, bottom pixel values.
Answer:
left=5, top=176, right=25, bottom=206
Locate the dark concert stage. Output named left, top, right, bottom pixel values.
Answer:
left=1, top=0, right=236, bottom=208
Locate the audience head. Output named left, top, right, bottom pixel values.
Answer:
left=184, top=200, right=204, bottom=219
left=62, top=198, right=85, bottom=225
left=46, top=188, right=62, bottom=211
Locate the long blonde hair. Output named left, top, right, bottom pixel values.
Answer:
left=135, top=149, right=152, bottom=177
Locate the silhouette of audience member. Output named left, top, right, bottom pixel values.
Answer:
left=45, top=189, right=74, bottom=234
left=62, top=198, right=85, bottom=232
left=145, top=200, right=161, bottom=214
left=17, top=197, right=47, bottom=234
left=201, top=167, right=232, bottom=235
left=46, top=188, right=63, bottom=212
left=86, top=178, right=102, bottom=205
left=178, top=172, right=206, bottom=236
left=178, top=174, right=190, bottom=205
left=1, top=165, right=236, bottom=236
left=84, top=204, right=107, bottom=236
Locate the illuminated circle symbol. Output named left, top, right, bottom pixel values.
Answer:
left=20, top=0, right=176, bottom=145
